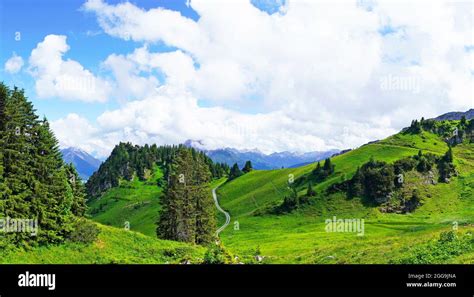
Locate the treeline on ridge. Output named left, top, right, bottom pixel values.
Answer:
left=407, top=116, right=474, bottom=145
left=86, top=142, right=230, bottom=198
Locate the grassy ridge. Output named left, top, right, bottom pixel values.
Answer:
left=218, top=141, right=425, bottom=218
left=216, top=131, right=474, bottom=263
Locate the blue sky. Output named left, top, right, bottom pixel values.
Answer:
left=0, top=0, right=203, bottom=122
left=0, top=0, right=287, bottom=121
left=0, top=0, right=472, bottom=157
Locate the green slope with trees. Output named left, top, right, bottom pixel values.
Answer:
left=2, top=83, right=472, bottom=264
left=87, top=165, right=164, bottom=237
left=0, top=83, right=204, bottom=264
left=216, top=118, right=474, bottom=263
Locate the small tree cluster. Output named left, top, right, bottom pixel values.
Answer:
left=227, top=160, right=253, bottom=181
left=438, top=147, right=456, bottom=182
left=407, top=115, right=474, bottom=146
left=312, top=158, right=335, bottom=182
left=348, top=158, right=395, bottom=204
left=87, top=143, right=229, bottom=198
left=228, top=163, right=243, bottom=181
left=344, top=147, right=456, bottom=208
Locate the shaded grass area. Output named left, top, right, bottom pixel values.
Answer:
left=0, top=223, right=205, bottom=264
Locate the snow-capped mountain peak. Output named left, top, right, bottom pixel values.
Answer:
left=61, top=147, right=102, bottom=180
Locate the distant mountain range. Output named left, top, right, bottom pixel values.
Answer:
left=61, top=147, right=102, bottom=180
left=184, top=140, right=339, bottom=170
left=433, top=109, right=474, bottom=121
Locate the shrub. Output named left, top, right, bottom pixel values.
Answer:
left=203, top=241, right=235, bottom=264
left=67, top=218, right=100, bottom=244
left=163, top=247, right=195, bottom=262
left=393, top=157, right=417, bottom=174
left=393, top=231, right=473, bottom=264
left=439, top=230, right=457, bottom=243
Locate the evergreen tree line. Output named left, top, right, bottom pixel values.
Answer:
left=86, top=142, right=229, bottom=198
left=0, top=83, right=87, bottom=246
left=312, top=158, right=335, bottom=182
left=407, top=116, right=474, bottom=145
left=227, top=160, right=253, bottom=181
left=157, top=148, right=216, bottom=245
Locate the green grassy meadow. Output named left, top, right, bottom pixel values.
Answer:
left=87, top=166, right=164, bottom=237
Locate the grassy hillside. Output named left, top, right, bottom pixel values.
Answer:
left=1, top=223, right=205, bottom=264
left=216, top=130, right=474, bottom=263
left=88, top=169, right=228, bottom=238
left=71, top=124, right=474, bottom=264
left=87, top=166, right=164, bottom=237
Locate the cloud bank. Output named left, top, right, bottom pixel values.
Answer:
left=45, top=0, right=473, bottom=157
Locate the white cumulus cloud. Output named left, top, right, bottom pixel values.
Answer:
left=28, top=34, right=112, bottom=103
left=4, top=52, right=24, bottom=74
left=52, top=0, right=474, bottom=156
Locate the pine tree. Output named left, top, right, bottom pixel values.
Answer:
left=0, top=85, right=84, bottom=246
left=31, top=117, right=77, bottom=243
left=65, top=163, right=87, bottom=217
left=348, top=166, right=363, bottom=197
left=2, top=87, right=38, bottom=244
left=323, top=158, right=334, bottom=174
left=443, top=146, right=454, bottom=163
left=157, top=148, right=216, bottom=245
left=438, top=146, right=456, bottom=183
left=194, top=154, right=216, bottom=245
left=158, top=149, right=196, bottom=243
left=228, top=163, right=243, bottom=181
left=0, top=83, right=6, bottom=131
left=0, top=83, right=8, bottom=216
left=409, top=119, right=422, bottom=133
left=468, top=119, right=474, bottom=131
left=242, top=160, right=253, bottom=173
left=306, top=182, right=315, bottom=197
left=313, top=162, right=321, bottom=175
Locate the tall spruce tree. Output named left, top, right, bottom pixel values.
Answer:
left=242, top=160, right=253, bottom=173
left=313, top=162, right=321, bottom=174
left=158, top=149, right=196, bottom=243
left=228, top=163, right=243, bottom=181
left=157, top=148, right=216, bottom=244
left=65, top=163, right=87, bottom=217
left=32, top=118, right=74, bottom=243
left=0, top=83, right=8, bottom=216
left=0, top=84, right=87, bottom=246
left=323, top=158, right=334, bottom=174
left=2, top=87, right=38, bottom=244
left=194, top=153, right=216, bottom=245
